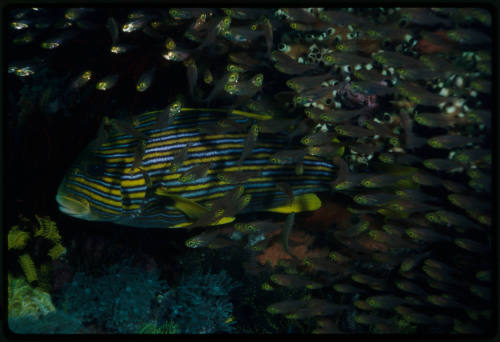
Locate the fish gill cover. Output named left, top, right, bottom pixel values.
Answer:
left=5, top=6, right=495, bottom=336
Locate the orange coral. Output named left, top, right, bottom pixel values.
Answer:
left=255, top=229, right=327, bottom=267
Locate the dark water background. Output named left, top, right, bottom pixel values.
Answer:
left=4, top=6, right=496, bottom=336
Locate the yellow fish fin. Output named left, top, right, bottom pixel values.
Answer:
left=180, top=107, right=272, bottom=120
left=266, top=193, right=321, bottom=214
left=332, top=137, right=345, bottom=156
left=155, top=188, right=209, bottom=219
left=210, top=216, right=236, bottom=226
left=171, top=222, right=193, bottom=228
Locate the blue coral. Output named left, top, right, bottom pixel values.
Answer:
left=158, top=270, right=240, bottom=334
left=56, top=258, right=167, bottom=333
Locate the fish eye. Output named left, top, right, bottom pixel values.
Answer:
left=326, top=27, right=335, bottom=35
left=383, top=113, right=392, bottom=121
left=253, top=74, right=263, bottom=85
left=165, top=39, right=175, bottom=50
left=279, top=43, right=290, bottom=52
left=389, top=137, right=399, bottom=146
left=229, top=73, right=238, bottom=82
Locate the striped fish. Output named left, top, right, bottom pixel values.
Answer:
left=56, top=109, right=336, bottom=228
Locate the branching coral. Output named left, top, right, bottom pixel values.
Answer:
left=8, top=215, right=66, bottom=287
left=7, top=225, right=30, bottom=250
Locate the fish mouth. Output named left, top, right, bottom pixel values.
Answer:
left=56, top=192, right=93, bottom=220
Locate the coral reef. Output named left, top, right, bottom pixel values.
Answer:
left=57, top=258, right=167, bottom=333
left=158, top=270, right=240, bottom=334
left=8, top=311, right=83, bottom=334
left=8, top=276, right=56, bottom=318
left=137, top=321, right=180, bottom=334
left=7, top=215, right=66, bottom=291
left=6, top=6, right=493, bottom=335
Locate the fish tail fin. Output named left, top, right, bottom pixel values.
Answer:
left=266, top=193, right=322, bottom=214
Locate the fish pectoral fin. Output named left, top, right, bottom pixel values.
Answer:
left=155, top=188, right=209, bottom=219
left=171, top=222, right=193, bottom=228
left=266, top=193, right=322, bottom=214
left=209, top=216, right=236, bottom=226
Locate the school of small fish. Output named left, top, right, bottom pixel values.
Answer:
left=8, top=7, right=493, bottom=334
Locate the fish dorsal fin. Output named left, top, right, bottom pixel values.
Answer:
left=181, top=107, right=272, bottom=120
left=266, top=193, right=322, bottom=214
left=155, top=188, right=209, bottom=219
left=171, top=215, right=236, bottom=229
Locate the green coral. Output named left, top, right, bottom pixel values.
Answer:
left=7, top=226, right=30, bottom=250
left=8, top=276, right=56, bottom=318
left=137, top=321, right=180, bottom=334
left=8, top=216, right=67, bottom=290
